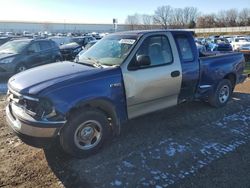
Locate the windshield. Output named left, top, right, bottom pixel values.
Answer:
left=78, top=35, right=138, bottom=66
left=0, top=40, right=29, bottom=53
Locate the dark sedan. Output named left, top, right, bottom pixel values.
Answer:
left=0, top=39, right=62, bottom=78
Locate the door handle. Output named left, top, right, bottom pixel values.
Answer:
left=171, top=70, right=180, bottom=77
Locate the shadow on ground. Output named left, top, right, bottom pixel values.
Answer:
left=44, top=92, right=250, bottom=188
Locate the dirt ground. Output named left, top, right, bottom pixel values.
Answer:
left=0, top=78, right=250, bottom=188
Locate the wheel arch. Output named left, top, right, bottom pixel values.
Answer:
left=223, top=73, right=236, bottom=89
left=66, top=98, right=121, bottom=135
left=15, top=62, right=28, bottom=73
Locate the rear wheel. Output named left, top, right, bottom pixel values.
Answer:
left=208, top=79, right=233, bottom=108
left=60, top=108, right=111, bottom=158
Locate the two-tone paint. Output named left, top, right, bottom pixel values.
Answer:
left=6, top=30, right=246, bottom=144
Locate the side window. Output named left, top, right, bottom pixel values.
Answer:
left=39, top=41, right=51, bottom=51
left=176, top=35, right=194, bottom=61
left=27, top=42, right=40, bottom=53
left=129, top=35, right=173, bottom=69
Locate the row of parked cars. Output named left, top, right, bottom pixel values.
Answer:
left=195, top=35, right=250, bottom=58
left=0, top=34, right=102, bottom=78
left=1, top=32, right=250, bottom=79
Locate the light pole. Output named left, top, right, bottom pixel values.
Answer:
left=113, top=18, right=118, bottom=32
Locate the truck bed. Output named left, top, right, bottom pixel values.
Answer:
left=198, top=52, right=245, bottom=96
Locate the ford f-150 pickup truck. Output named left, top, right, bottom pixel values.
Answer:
left=6, top=30, right=246, bottom=157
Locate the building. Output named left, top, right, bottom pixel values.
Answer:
left=0, top=21, right=128, bottom=33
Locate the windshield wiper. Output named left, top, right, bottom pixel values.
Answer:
left=87, top=57, right=103, bottom=68
left=77, top=61, right=96, bottom=68
left=77, top=57, right=103, bottom=68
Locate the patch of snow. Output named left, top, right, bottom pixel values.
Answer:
left=111, top=180, right=122, bottom=186
left=122, top=161, right=134, bottom=168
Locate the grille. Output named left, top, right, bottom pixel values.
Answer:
left=7, top=89, right=39, bottom=117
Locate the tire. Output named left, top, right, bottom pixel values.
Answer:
left=16, top=64, right=27, bottom=73
left=208, top=79, right=233, bottom=108
left=60, top=108, right=111, bottom=158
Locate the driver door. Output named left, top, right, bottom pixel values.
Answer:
left=121, top=33, right=182, bottom=119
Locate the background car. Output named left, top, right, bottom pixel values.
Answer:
left=202, top=37, right=232, bottom=52
left=60, top=36, right=96, bottom=60
left=231, top=37, right=250, bottom=51
left=74, top=40, right=97, bottom=62
left=239, top=44, right=250, bottom=61
left=70, top=36, right=96, bottom=47
left=0, top=39, right=62, bottom=77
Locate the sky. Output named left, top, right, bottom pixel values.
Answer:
left=0, top=0, right=249, bottom=24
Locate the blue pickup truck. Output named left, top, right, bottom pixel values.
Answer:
left=6, top=30, right=246, bottom=157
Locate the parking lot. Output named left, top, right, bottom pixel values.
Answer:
left=0, top=78, right=249, bottom=187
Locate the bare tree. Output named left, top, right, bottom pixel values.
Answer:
left=216, top=10, right=227, bottom=27
left=182, top=7, right=199, bottom=26
left=141, top=14, right=154, bottom=29
left=125, top=6, right=250, bottom=30
left=153, top=5, right=173, bottom=29
left=226, top=9, right=238, bottom=26
left=125, top=14, right=140, bottom=30
left=172, top=8, right=184, bottom=28
left=196, top=14, right=216, bottom=28
left=170, top=7, right=198, bottom=28
left=216, top=9, right=238, bottom=27
left=239, top=8, right=250, bottom=26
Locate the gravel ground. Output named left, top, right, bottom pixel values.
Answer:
left=0, top=78, right=250, bottom=188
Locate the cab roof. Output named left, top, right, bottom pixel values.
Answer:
left=111, top=29, right=194, bottom=36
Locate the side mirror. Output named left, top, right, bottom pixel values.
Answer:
left=136, top=55, right=151, bottom=66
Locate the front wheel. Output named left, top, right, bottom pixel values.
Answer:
left=208, top=79, right=233, bottom=108
left=60, top=108, right=111, bottom=158
left=16, top=64, right=27, bottom=73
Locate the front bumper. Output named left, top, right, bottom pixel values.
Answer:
left=6, top=103, right=65, bottom=147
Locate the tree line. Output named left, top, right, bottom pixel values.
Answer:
left=125, top=5, right=250, bottom=30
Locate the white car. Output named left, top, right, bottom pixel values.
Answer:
left=231, top=37, right=250, bottom=51
left=239, top=44, right=250, bottom=55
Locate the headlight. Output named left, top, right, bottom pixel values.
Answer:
left=35, top=98, right=55, bottom=119
left=23, top=97, right=56, bottom=119
left=0, top=57, right=15, bottom=64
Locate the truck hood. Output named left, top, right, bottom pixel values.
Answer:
left=8, top=61, right=99, bottom=94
